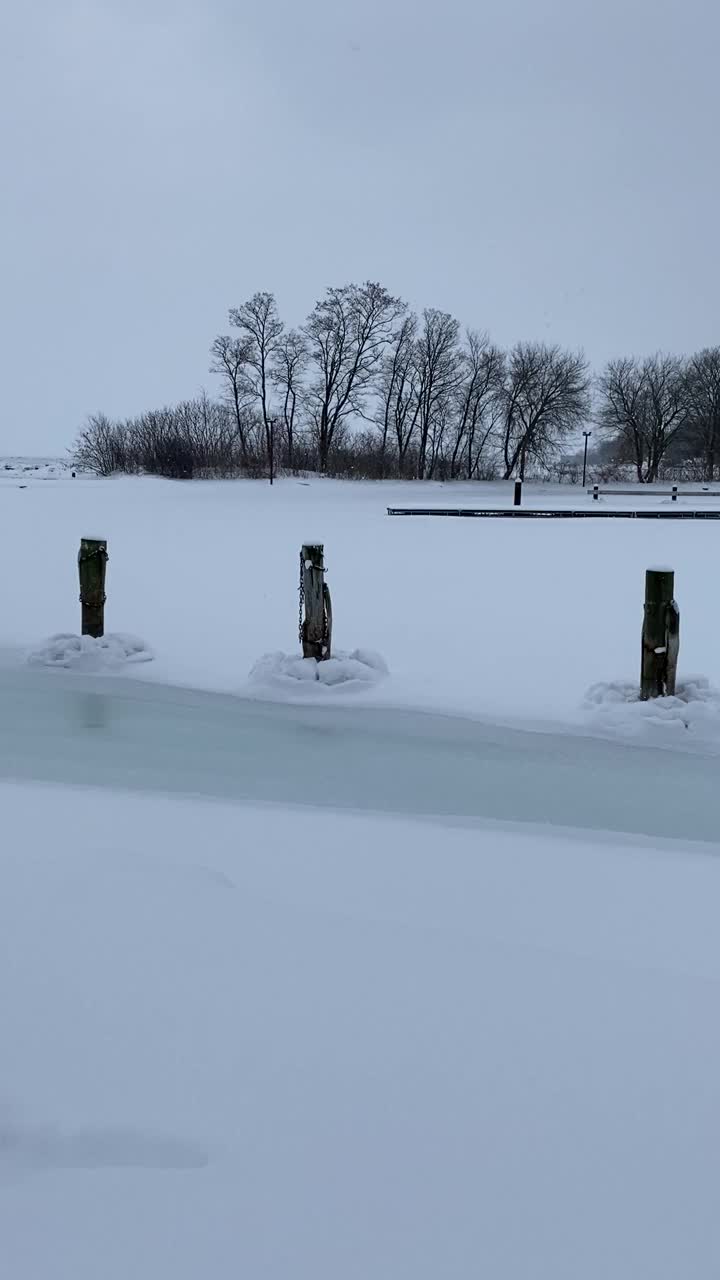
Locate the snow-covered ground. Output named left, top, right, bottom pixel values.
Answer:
left=2, top=468, right=720, bottom=737
left=4, top=783, right=720, bottom=1279
left=2, top=468, right=720, bottom=1277
left=0, top=455, right=70, bottom=481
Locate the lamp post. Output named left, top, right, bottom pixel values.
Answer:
left=582, top=430, right=592, bottom=488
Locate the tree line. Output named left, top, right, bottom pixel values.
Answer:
left=72, top=283, right=720, bottom=482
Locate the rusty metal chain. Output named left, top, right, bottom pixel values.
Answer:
left=298, top=551, right=305, bottom=646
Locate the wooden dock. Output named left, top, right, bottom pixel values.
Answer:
left=387, top=508, right=720, bottom=520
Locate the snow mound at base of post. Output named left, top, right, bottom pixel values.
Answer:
left=249, top=648, right=389, bottom=694
left=28, top=633, right=154, bottom=670
left=583, top=675, right=720, bottom=743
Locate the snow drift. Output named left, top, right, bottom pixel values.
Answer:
left=249, top=648, right=388, bottom=693
left=28, top=633, right=154, bottom=670
left=584, top=674, right=720, bottom=744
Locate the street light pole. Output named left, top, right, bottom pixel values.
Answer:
left=582, top=430, right=592, bottom=488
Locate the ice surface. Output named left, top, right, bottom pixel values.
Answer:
left=2, top=667, right=719, bottom=842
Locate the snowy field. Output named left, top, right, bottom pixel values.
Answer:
left=2, top=465, right=720, bottom=734
left=2, top=466, right=720, bottom=1277
left=3, top=783, right=720, bottom=1279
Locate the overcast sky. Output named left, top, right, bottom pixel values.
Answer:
left=2, top=0, right=718, bottom=454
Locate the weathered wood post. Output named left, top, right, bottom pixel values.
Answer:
left=666, top=593, right=680, bottom=695
left=300, top=544, right=331, bottom=661
left=593, top=484, right=599, bottom=501
left=78, top=538, right=108, bottom=638
left=671, top=485, right=678, bottom=502
left=641, top=568, right=679, bottom=700
left=323, top=580, right=333, bottom=658
left=513, top=480, right=522, bottom=507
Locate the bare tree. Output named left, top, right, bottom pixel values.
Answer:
left=597, top=353, right=689, bottom=482
left=90, top=278, right=720, bottom=488
left=228, top=292, right=284, bottom=466
left=210, top=334, right=254, bottom=464
left=303, top=281, right=406, bottom=471
left=375, top=314, right=420, bottom=475
left=72, top=413, right=127, bottom=476
left=78, top=397, right=245, bottom=480
left=415, top=309, right=461, bottom=478
left=450, top=332, right=505, bottom=479
left=171, top=392, right=240, bottom=476
left=684, top=348, right=720, bottom=481
left=501, top=342, right=590, bottom=479
left=271, top=329, right=307, bottom=470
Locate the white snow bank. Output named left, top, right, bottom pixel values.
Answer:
left=249, top=648, right=388, bottom=693
left=28, top=633, right=154, bottom=670
left=2, top=780, right=720, bottom=1280
left=0, top=456, right=69, bottom=481
left=584, top=675, right=720, bottom=743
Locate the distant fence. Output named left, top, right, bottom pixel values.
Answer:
left=589, top=485, right=720, bottom=501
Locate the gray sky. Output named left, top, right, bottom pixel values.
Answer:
left=3, top=0, right=718, bottom=454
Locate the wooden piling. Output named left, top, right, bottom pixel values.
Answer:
left=78, top=538, right=108, bottom=638
left=641, top=568, right=679, bottom=700
left=671, top=486, right=678, bottom=502
left=513, top=481, right=522, bottom=507
left=665, top=597, right=680, bottom=696
left=301, top=544, right=330, bottom=660
left=323, top=581, right=333, bottom=659
left=593, top=485, right=599, bottom=501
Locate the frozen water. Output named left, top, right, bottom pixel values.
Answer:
left=1, top=666, right=719, bottom=842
